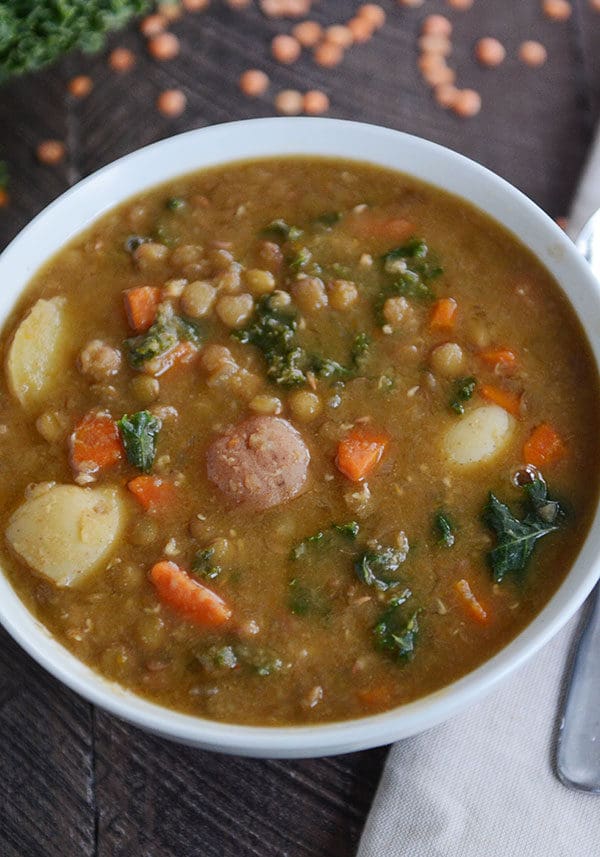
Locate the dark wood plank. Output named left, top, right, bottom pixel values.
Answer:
left=0, top=630, right=95, bottom=857
left=0, top=3, right=598, bottom=856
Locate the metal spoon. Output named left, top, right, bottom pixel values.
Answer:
left=556, top=208, right=600, bottom=792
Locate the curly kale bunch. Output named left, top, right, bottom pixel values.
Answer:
left=0, top=1, right=150, bottom=83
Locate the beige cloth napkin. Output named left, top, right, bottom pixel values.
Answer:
left=357, top=141, right=600, bottom=857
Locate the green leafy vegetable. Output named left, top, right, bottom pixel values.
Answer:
left=117, top=410, right=160, bottom=472
left=234, top=294, right=307, bottom=387
left=355, top=545, right=409, bottom=591
left=310, top=356, right=351, bottom=381
left=332, top=521, right=360, bottom=539
left=450, top=376, right=477, bottom=415
left=373, top=597, right=419, bottom=660
left=191, top=548, right=221, bottom=581
left=124, top=234, right=151, bottom=253
left=290, top=531, right=325, bottom=561
left=288, top=247, right=312, bottom=272
left=378, top=238, right=442, bottom=310
left=166, top=197, right=185, bottom=211
left=351, top=333, right=370, bottom=368
left=483, top=478, right=565, bottom=583
left=291, top=521, right=360, bottom=559
left=262, top=219, right=303, bottom=242
left=0, top=1, right=149, bottom=83
left=125, top=307, right=202, bottom=369
left=434, top=510, right=456, bottom=547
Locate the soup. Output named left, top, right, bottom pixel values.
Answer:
left=0, top=158, right=598, bottom=725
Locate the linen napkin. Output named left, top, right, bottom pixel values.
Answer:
left=357, top=137, right=600, bottom=857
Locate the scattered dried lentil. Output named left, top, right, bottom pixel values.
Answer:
left=303, top=90, right=330, bottom=115
left=519, top=40, right=548, bottom=66
left=157, top=89, right=187, bottom=117
left=239, top=69, right=270, bottom=97
left=148, top=32, right=181, bottom=61
left=475, top=37, right=506, bottom=67
left=68, top=75, right=93, bottom=98
left=272, top=34, right=302, bottom=64
left=109, top=47, right=136, bottom=72
left=36, top=140, right=66, bottom=165
left=275, top=89, right=304, bottom=115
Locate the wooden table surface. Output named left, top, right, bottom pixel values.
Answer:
left=1, top=2, right=599, bottom=855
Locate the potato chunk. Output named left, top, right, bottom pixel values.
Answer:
left=6, top=297, right=70, bottom=409
left=6, top=484, right=124, bottom=587
left=442, top=404, right=516, bottom=467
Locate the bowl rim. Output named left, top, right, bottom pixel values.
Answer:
left=1, top=117, right=600, bottom=758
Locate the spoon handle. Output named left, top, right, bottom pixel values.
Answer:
left=556, top=586, right=600, bottom=792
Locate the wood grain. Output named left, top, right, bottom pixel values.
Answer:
left=0, top=2, right=599, bottom=855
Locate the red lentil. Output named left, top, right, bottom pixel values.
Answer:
left=158, top=1, right=183, bottom=20
left=422, top=14, right=452, bottom=37
left=519, top=40, right=548, bottom=67
left=157, top=89, right=187, bottom=117
left=358, top=4, right=387, bottom=28
left=325, top=25, right=354, bottom=48
left=292, top=20, right=323, bottom=47
left=140, top=14, right=166, bottom=37
left=109, top=47, right=136, bottom=72
left=347, top=17, right=375, bottom=44
left=274, top=89, right=304, bottom=115
left=148, top=32, right=181, bottom=61
left=68, top=75, right=93, bottom=98
left=542, top=0, right=572, bottom=20
left=240, top=69, right=270, bottom=97
left=447, top=0, right=474, bottom=8
left=434, top=83, right=459, bottom=108
left=453, top=88, right=482, bottom=118
left=182, top=0, right=210, bottom=9
left=314, top=41, right=344, bottom=68
left=475, top=37, right=506, bottom=67
left=303, top=90, right=330, bottom=115
left=271, top=34, right=301, bottom=64
left=398, top=0, right=425, bottom=6
left=0, top=189, right=9, bottom=208
left=36, top=140, right=66, bottom=165
left=418, top=35, right=452, bottom=56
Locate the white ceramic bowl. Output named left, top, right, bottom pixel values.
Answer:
left=1, top=118, right=599, bottom=758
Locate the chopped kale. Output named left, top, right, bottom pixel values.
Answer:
left=355, top=545, right=409, bottom=591
left=288, top=247, right=312, bottom=272
left=434, top=511, right=456, bottom=547
left=482, top=478, right=565, bottom=583
left=311, top=356, right=352, bottom=381
left=378, top=237, right=442, bottom=310
left=332, top=521, right=360, bottom=539
left=234, top=294, right=308, bottom=387
left=125, top=308, right=202, bottom=369
left=214, top=646, right=238, bottom=669
left=192, top=548, right=221, bottom=581
left=351, top=333, right=371, bottom=368
left=124, top=234, right=151, bottom=253
left=117, top=410, right=160, bottom=472
left=450, top=376, right=477, bottom=415
left=166, top=197, right=186, bottom=210
left=262, top=219, right=303, bottom=242
left=290, top=531, right=326, bottom=561
left=373, top=598, right=419, bottom=660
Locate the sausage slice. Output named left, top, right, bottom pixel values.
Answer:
left=206, top=415, right=310, bottom=511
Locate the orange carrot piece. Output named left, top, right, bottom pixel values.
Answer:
left=127, top=475, right=178, bottom=512
left=70, top=412, right=123, bottom=475
left=335, top=426, right=389, bottom=482
left=348, top=213, right=414, bottom=243
left=144, top=340, right=198, bottom=376
left=429, top=297, right=458, bottom=331
left=357, top=685, right=395, bottom=709
left=523, top=423, right=567, bottom=468
left=480, top=348, right=517, bottom=370
left=454, top=579, right=489, bottom=625
left=123, top=286, right=160, bottom=333
left=149, top=561, right=232, bottom=628
left=479, top=384, right=522, bottom=417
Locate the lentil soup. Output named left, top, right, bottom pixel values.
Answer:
left=0, top=157, right=598, bottom=726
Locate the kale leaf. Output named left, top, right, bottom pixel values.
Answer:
left=434, top=510, right=456, bottom=547
left=379, top=238, right=442, bottom=307
left=192, top=548, right=221, bottom=581
left=290, top=531, right=326, bottom=561
left=351, top=333, right=371, bottom=368
left=450, top=376, right=477, bottom=415
left=483, top=478, right=565, bottom=583
left=373, top=597, right=419, bottom=660
left=262, top=219, right=303, bottom=242
left=125, top=308, right=202, bottom=369
left=234, top=294, right=308, bottom=387
left=0, top=1, right=149, bottom=82
left=332, top=521, right=360, bottom=539
left=355, top=545, right=409, bottom=591
left=117, top=410, right=160, bottom=472
left=291, top=522, right=360, bottom=559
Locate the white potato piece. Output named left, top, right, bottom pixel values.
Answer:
left=6, top=296, right=70, bottom=409
left=442, top=404, right=516, bottom=467
left=6, top=484, right=125, bottom=587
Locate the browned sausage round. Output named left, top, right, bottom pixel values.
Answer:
left=206, top=415, right=310, bottom=511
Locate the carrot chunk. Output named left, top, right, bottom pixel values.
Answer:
left=123, top=286, right=160, bottom=333
left=348, top=212, right=414, bottom=243
left=523, top=423, right=567, bottom=468
left=454, top=578, right=489, bottom=624
left=144, top=340, right=198, bottom=376
left=149, top=560, right=232, bottom=628
left=480, top=348, right=517, bottom=371
left=479, top=383, right=522, bottom=417
left=335, top=426, right=389, bottom=482
left=127, top=475, right=178, bottom=512
left=429, top=297, right=458, bottom=331
left=70, top=412, right=123, bottom=478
